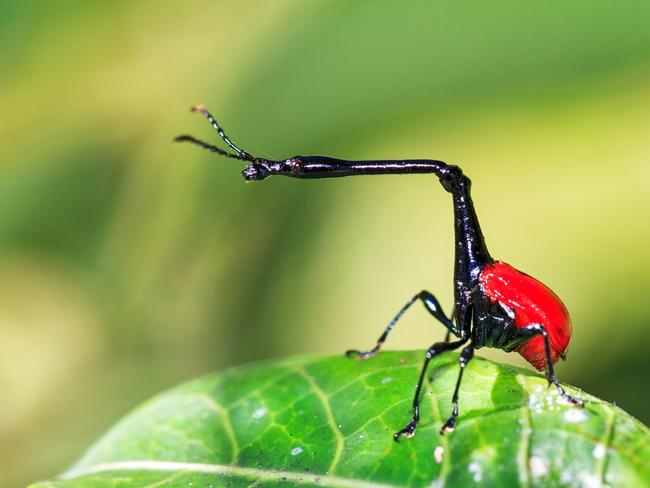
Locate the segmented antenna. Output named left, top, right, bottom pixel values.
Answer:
left=173, top=105, right=255, bottom=162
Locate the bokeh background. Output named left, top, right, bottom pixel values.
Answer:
left=2, top=1, right=650, bottom=486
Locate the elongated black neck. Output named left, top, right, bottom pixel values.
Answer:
left=241, top=156, right=493, bottom=280
left=177, top=109, right=494, bottom=336
left=450, top=180, right=493, bottom=285
left=242, top=156, right=451, bottom=180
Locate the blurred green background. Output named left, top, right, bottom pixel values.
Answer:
left=2, top=1, right=650, bottom=486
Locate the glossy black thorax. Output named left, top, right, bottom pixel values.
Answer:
left=471, top=295, right=518, bottom=349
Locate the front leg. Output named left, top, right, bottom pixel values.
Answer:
left=346, top=290, right=458, bottom=361
left=444, top=308, right=457, bottom=342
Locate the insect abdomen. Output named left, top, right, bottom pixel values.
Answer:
left=478, top=261, right=572, bottom=370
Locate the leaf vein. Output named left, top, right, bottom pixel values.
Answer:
left=327, top=363, right=420, bottom=397
left=294, top=366, right=345, bottom=475
left=59, top=460, right=400, bottom=488
left=195, top=393, right=240, bottom=464
left=516, top=374, right=532, bottom=488
left=345, top=398, right=410, bottom=440
left=597, top=406, right=615, bottom=485
left=143, top=470, right=185, bottom=488
left=427, top=380, right=450, bottom=487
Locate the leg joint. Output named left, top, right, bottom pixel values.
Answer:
left=426, top=341, right=447, bottom=358
left=459, top=344, right=474, bottom=366
left=526, top=323, right=547, bottom=336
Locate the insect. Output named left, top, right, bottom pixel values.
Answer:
left=176, top=105, right=584, bottom=440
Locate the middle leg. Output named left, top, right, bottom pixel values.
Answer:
left=394, top=338, right=467, bottom=441
left=440, top=343, right=475, bottom=434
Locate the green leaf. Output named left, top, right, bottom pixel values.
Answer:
left=31, top=352, right=649, bottom=487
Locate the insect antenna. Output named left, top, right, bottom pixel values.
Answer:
left=192, top=104, right=255, bottom=161
left=173, top=134, right=244, bottom=160
left=174, top=104, right=256, bottom=162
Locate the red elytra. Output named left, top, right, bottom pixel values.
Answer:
left=478, top=261, right=571, bottom=370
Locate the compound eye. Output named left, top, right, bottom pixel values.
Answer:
left=242, top=163, right=269, bottom=181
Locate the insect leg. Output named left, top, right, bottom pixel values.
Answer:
left=394, top=338, right=467, bottom=441
left=346, top=290, right=458, bottom=360
left=506, top=324, right=584, bottom=406
left=444, top=308, right=457, bottom=342
left=440, top=343, right=475, bottom=434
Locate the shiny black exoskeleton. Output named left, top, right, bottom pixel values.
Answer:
left=176, top=106, right=582, bottom=440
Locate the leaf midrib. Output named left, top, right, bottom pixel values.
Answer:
left=57, top=460, right=401, bottom=488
